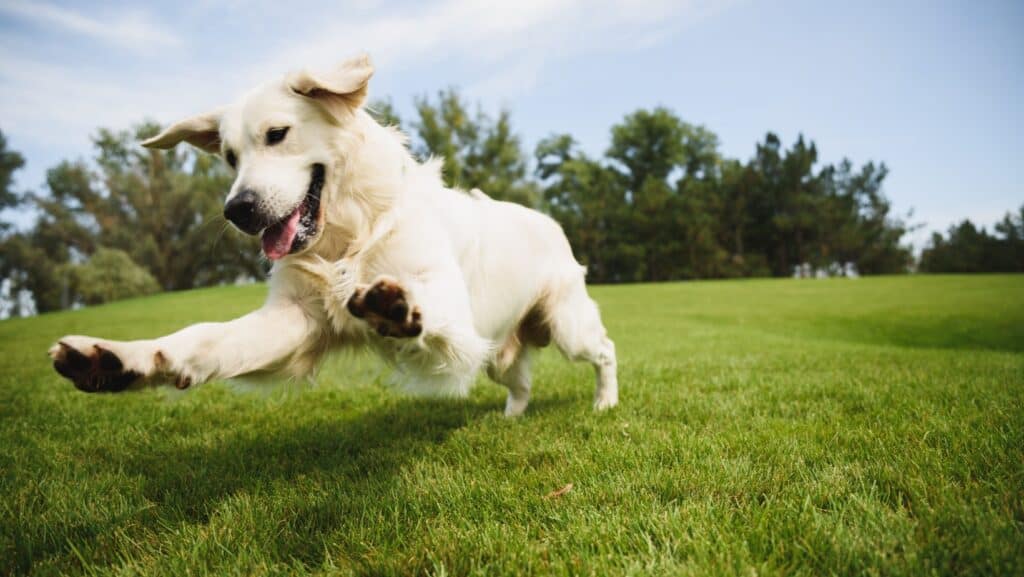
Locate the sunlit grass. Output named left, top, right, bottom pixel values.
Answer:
left=1, top=275, right=1022, bottom=575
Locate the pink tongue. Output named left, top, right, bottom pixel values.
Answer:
left=261, top=207, right=302, bottom=260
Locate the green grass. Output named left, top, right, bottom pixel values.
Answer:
left=1, top=275, right=1022, bottom=576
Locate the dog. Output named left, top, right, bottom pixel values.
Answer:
left=47, top=54, right=618, bottom=417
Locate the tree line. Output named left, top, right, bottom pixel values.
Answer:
left=919, top=210, right=1024, bottom=273
left=0, top=90, right=1019, bottom=315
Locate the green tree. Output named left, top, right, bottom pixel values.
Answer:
left=0, top=129, right=26, bottom=224
left=920, top=206, right=1024, bottom=273
left=537, top=134, right=633, bottom=282
left=0, top=235, right=63, bottom=313
left=70, top=247, right=161, bottom=305
left=605, top=108, right=724, bottom=281
left=741, top=133, right=910, bottom=276
left=716, top=159, right=769, bottom=275
left=607, top=108, right=689, bottom=191
left=411, top=89, right=538, bottom=206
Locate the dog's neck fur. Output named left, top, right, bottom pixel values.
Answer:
left=309, top=109, right=437, bottom=262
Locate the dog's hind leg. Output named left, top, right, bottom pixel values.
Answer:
left=488, top=349, right=533, bottom=417
left=545, top=275, right=618, bottom=411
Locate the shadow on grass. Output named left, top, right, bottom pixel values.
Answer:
left=12, top=396, right=500, bottom=574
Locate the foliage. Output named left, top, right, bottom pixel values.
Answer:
left=919, top=205, right=1024, bottom=272
left=1, top=276, right=1022, bottom=575
left=0, top=235, right=62, bottom=315
left=539, top=110, right=914, bottom=283
left=70, top=247, right=161, bottom=305
left=0, top=129, right=25, bottom=217
left=372, top=89, right=540, bottom=206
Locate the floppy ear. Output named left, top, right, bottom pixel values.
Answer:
left=140, top=110, right=222, bottom=153
left=288, top=54, right=375, bottom=118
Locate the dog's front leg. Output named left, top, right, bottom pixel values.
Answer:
left=347, top=270, right=491, bottom=394
left=48, top=300, right=318, bottom=392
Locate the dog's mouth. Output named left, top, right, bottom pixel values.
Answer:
left=261, top=163, right=325, bottom=260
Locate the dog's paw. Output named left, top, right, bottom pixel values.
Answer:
left=593, top=393, right=619, bottom=412
left=49, top=338, right=143, bottom=393
left=346, top=276, right=423, bottom=338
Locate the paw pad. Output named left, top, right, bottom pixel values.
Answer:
left=50, top=342, right=141, bottom=393
left=346, top=278, right=423, bottom=338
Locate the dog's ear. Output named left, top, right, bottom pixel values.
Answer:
left=288, top=54, right=374, bottom=118
left=140, top=110, right=222, bottom=153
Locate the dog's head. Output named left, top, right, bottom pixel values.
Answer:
left=142, top=54, right=374, bottom=260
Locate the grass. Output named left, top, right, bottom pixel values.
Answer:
left=1, top=274, right=1022, bottom=576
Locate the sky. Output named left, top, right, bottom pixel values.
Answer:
left=0, top=0, right=1021, bottom=250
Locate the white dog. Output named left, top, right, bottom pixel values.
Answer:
left=48, top=55, right=618, bottom=416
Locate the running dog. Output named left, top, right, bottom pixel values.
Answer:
left=48, top=54, right=618, bottom=416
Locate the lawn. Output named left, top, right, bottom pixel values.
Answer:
left=1, top=275, right=1022, bottom=576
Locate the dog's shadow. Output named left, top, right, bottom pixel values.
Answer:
left=123, top=396, right=501, bottom=567
left=13, top=394, right=581, bottom=574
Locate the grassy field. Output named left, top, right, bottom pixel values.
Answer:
left=1, top=275, right=1022, bottom=576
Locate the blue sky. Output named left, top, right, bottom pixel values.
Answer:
left=0, top=0, right=1021, bottom=249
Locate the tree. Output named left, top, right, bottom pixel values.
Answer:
left=741, top=133, right=910, bottom=276
left=537, top=134, right=633, bottom=282
left=538, top=111, right=912, bottom=282
left=607, top=108, right=689, bottom=191
left=70, top=248, right=160, bottom=305
left=836, top=161, right=912, bottom=274
left=411, top=89, right=538, bottom=206
left=603, top=108, right=727, bottom=281
left=920, top=206, right=1024, bottom=273
left=0, top=235, right=63, bottom=313
left=0, top=129, right=26, bottom=222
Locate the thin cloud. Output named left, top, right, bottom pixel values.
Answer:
left=235, top=0, right=734, bottom=123
left=256, top=0, right=731, bottom=78
left=0, top=56, right=217, bottom=145
left=0, top=0, right=181, bottom=49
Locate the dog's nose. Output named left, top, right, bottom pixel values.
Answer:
left=224, top=190, right=262, bottom=235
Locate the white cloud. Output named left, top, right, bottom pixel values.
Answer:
left=465, top=55, right=546, bottom=105
left=253, top=0, right=732, bottom=82
left=222, top=0, right=736, bottom=125
left=0, top=56, right=233, bottom=150
left=0, top=0, right=181, bottom=49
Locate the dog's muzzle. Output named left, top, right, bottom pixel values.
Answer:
left=223, top=189, right=267, bottom=236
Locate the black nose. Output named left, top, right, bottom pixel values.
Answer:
left=223, top=189, right=263, bottom=235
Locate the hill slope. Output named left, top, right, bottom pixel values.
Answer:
left=2, top=275, right=1022, bottom=576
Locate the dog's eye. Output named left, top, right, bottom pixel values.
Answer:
left=225, top=149, right=237, bottom=169
left=266, top=127, right=289, bottom=146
